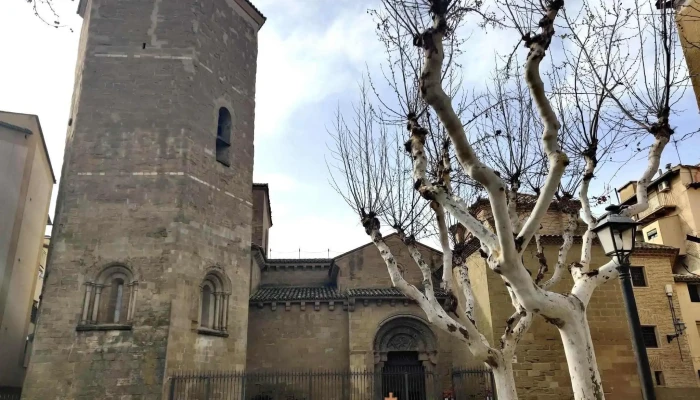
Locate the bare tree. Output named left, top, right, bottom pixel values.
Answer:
left=329, top=84, right=534, bottom=399
left=24, top=0, right=73, bottom=30
left=330, top=0, right=696, bottom=398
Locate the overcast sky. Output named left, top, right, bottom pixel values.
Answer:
left=1, top=0, right=699, bottom=259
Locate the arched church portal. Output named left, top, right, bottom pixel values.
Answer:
left=373, top=315, right=437, bottom=400
left=373, top=314, right=438, bottom=370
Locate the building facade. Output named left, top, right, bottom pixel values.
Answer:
left=20, top=0, right=700, bottom=398
left=0, top=111, right=55, bottom=391
left=678, top=1, right=700, bottom=110
left=619, top=164, right=700, bottom=380
left=21, top=0, right=265, bottom=398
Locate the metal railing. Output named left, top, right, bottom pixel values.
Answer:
left=168, top=367, right=494, bottom=400
left=636, top=191, right=675, bottom=222
left=0, top=387, right=21, bottom=400
left=451, top=368, right=495, bottom=400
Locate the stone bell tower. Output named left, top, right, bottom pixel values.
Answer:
left=21, top=0, right=264, bottom=398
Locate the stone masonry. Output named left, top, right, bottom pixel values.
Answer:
left=21, top=0, right=265, bottom=399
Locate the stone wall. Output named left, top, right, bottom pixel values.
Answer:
left=336, top=234, right=442, bottom=291
left=21, top=0, right=263, bottom=399
left=260, top=266, right=333, bottom=287
left=247, top=306, right=349, bottom=371
left=655, top=387, right=700, bottom=400
left=630, top=252, right=697, bottom=387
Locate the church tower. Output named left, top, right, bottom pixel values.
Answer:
left=21, top=0, right=265, bottom=398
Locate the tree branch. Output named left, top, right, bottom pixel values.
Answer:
left=516, top=0, right=569, bottom=252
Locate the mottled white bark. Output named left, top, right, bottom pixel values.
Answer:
left=516, top=4, right=569, bottom=253
left=433, top=202, right=456, bottom=293
left=621, top=135, right=671, bottom=218
left=579, top=156, right=597, bottom=272
left=541, top=213, right=577, bottom=290
left=455, top=259, right=475, bottom=323
left=406, top=119, right=498, bottom=250
left=560, top=305, right=605, bottom=400
left=492, top=361, right=518, bottom=400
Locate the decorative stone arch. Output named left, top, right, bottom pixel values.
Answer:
left=79, top=262, right=138, bottom=327
left=198, top=267, right=232, bottom=336
left=373, top=314, right=438, bottom=370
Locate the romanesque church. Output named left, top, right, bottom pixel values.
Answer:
left=21, top=0, right=698, bottom=399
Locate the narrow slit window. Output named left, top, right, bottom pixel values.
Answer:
left=654, top=371, right=665, bottom=386
left=216, top=107, right=232, bottom=166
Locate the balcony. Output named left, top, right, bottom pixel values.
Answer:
left=635, top=191, right=676, bottom=225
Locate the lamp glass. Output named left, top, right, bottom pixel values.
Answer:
left=616, top=225, right=635, bottom=253
left=596, top=224, right=615, bottom=255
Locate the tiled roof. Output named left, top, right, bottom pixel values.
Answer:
left=250, top=286, right=448, bottom=302
left=635, top=242, right=676, bottom=250
left=470, top=193, right=581, bottom=213
left=673, top=274, right=700, bottom=283
left=348, top=287, right=448, bottom=299
left=250, top=287, right=344, bottom=302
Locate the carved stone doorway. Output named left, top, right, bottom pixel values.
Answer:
left=373, top=315, right=437, bottom=400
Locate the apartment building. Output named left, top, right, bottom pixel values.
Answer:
left=619, top=163, right=700, bottom=380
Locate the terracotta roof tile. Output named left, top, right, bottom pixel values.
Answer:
left=635, top=242, right=676, bottom=250
left=673, top=274, right=700, bottom=283
left=348, top=287, right=448, bottom=299
left=249, top=286, right=449, bottom=302
left=250, top=287, right=344, bottom=302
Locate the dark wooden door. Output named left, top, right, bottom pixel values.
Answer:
left=381, top=352, right=426, bottom=400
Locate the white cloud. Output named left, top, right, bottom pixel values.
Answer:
left=254, top=7, right=383, bottom=139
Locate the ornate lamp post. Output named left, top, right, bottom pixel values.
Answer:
left=592, top=205, right=656, bottom=400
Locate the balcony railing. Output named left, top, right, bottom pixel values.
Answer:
left=635, top=191, right=676, bottom=223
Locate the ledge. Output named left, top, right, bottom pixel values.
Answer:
left=197, top=327, right=229, bottom=338
left=76, top=323, right=132, bottom=332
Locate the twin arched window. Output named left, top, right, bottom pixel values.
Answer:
left=80, top=264, right=137, bottom=327
left=199, top=271, right=230, bottom=334
left=216, top=107, right=232, bottom=166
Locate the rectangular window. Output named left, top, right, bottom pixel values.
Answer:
left=654, top=371, right=665, bottom=386
left=690, top=284, right=700, bottom=303
left=630, top=266, right=647, bottom=287
left=642, top=326, right=658, bottom=348
left=647, top=229, right=658, bottom=240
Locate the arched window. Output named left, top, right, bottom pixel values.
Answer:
left=198, top=270, right=231, bottom=336
left=79, top=264, right=137, bottom=328
left=216, top=107, right=232, bottom=166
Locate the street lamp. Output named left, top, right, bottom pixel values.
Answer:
left=592, top=205, right=656, bottom=400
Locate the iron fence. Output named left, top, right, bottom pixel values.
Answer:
left=169, top=367, right=494, bottom=400
left=451, top=368, right=495, bottom=400
left=0, top=387, right=21, bottom=400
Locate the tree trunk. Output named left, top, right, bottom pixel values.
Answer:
left=558, top=305, right=605, bottom=400
left=492, top=361, right=518, bottom=400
